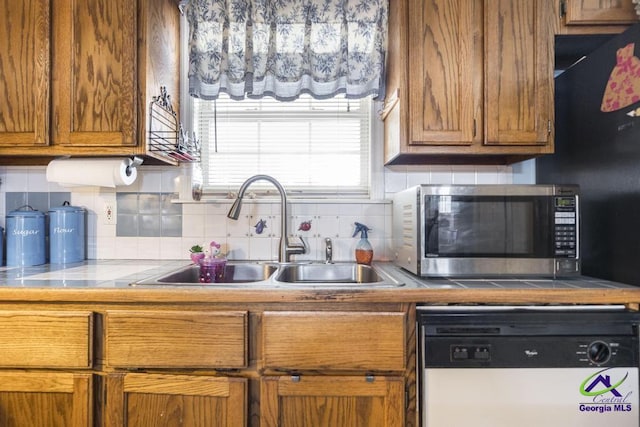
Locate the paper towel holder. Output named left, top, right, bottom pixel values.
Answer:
left=127, top=156, right=144, bottom=177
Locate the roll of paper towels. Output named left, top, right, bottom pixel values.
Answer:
left=46, top=157, right=142, bottom=188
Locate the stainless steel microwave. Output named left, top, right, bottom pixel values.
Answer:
left=392, top=185, right=580, bottom=278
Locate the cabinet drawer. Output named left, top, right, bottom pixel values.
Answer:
left=262, top=311, right=406, bottom=371
left=0, top=311, right=93, bottom=368
left=105, top=311, right=248, bottom=369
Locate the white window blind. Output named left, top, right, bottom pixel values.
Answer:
left=192, top=93, right=372, bottom=197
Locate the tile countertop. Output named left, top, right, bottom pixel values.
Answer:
left=0, top=260, right=639, bottom=305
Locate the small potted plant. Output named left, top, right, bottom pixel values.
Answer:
left=189, top=244, right=205, bottom=263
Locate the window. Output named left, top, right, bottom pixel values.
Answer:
left=189, top=93, right=374, bottom=198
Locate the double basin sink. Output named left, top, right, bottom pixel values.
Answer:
left=132, top=262, right=404, bottom=288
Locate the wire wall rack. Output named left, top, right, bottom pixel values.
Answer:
left=148, top=87, right=200, bottom=163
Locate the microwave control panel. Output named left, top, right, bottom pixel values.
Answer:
left=554, top=196, right=577, bottom=257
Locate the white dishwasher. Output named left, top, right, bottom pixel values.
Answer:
left=418, top=306, right=640, bottom=427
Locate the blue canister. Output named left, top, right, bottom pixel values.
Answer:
left=6, top=206, right=46, bottom=267
left=49, top=202, right=85, bottom=264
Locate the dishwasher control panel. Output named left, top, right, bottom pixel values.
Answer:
left=426, top=336, right=636, bottom=368
left=419, top=307, right=640, bottom=369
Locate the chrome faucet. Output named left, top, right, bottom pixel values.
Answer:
left=325, top=238, right=333, bottom=263
left=227, top=175, right=307, bottom=263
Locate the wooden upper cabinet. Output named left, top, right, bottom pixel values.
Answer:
left=484, top=0, right=553, bottom=146
left=384, top=0, right=554, bottom=165
left=52, top=0, right=137, bottom=147
left=0, top=0, right=180, bottom=161
left=408, top=0, right=478, bottom=146
left=565, top=0, right=638, bottom=25
left=555, top=0, right=639, bottom=34
left=0, top=0, right=50, bottom=147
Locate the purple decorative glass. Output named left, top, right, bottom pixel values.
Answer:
left=198, top=257, right=226, bottom=283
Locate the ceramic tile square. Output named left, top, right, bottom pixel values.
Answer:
left=138, top=214, right=161, bottom=237
left=205, top=203, right=232, bottom=216
left=161, top=168, right=181, bottom=193
left=4, top=169, right=28, bottom=191
left=183, top=203, right=206, bottom=215
left=161, top=215, right=182, bottom=237
left=338, top=215, right=361, bottom=238
left=384, top=171, right=407, bottom=193
left=316, top=203, right=342, bottom=216
left=182, top=214, right=206, bottom=237
left=50, top=192, right=72, bottom=208
left=27, top=192, right=49, bottom=213
left=291, top=203, right=316, bottom=216
left=226, top=237, right=250, bottom=260
left=362, top=203, right=386, bottom=216
left=226, top=214, right=250, bottom=237
left=204, top=215, right=228, bottom=237
left=5, top=193, right=28, bottom=212
left=138, top=168, right=162, bottom=192
left=316, top=216, right=340, bottom=238
left=160, top=237, right=184, bottom=259
left=451, top=167, right=476, bottom=184
left=430, top=166, right=453, bottom=184
left=161, top=194, right=181, bottom=215
left=27, top=167, right=49, bottom=191
left=114, top=237, right=140, bottom=259
left=138, top=193, right=160, bottom=215
left=248, top=237, right=273, bottom=260
left=116, top=214, right=138, bottom=237
left=407, top=171, right=430, bottom=187
left=117, top=193, right=139, bottom=214
left=94, top=236, right=116, bottom=259
left=341, top=203, right=364, bottom=216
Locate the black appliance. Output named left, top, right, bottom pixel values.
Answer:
left=538, top=23, right=640, bottom=286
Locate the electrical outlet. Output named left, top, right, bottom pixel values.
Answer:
left=104, top=203, right=116, bottom=225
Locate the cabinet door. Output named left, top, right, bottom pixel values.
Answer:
left=0, top=371, right=92, bottom=427
left=0, top=0, right=50, bottom=147
left=261, top=375, right=404, bottom=427
left=105, top=373, right=247, bottom=427
left=484, top=0, right=553, bottom=146
left=408, top=0, right=479, bottom=146
left=52, top=0, right=137, bottom=147
left=565, top=0, right=638, bottom=25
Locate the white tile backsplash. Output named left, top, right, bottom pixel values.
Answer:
left=0, top=163, right=523, bottom=262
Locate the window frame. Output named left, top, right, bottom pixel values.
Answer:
left=178, top=12, right=384, bottom=202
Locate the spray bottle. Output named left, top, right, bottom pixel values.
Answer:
left=353, top=222, right=373, bottom=265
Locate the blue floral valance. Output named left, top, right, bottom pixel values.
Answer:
left=182, top=0, right=388, bottom=101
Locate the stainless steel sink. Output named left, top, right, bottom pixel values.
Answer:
left=274, top=263, right=402, bottom=286
left=130, top=262, right=404, bottom=288
left=131, top=262, right=278, bottom=286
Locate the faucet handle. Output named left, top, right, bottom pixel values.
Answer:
left=286, top=236, right=307, bottom=256
left=325, top=237, right=333, bottom=263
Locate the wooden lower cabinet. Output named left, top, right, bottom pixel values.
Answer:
left=0, top=371, right=93, bottom=427
left=260, top=375, right=405, bottom=427
left=104, top=373, right=247, bottom=427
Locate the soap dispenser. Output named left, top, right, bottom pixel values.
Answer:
left=353, top=222, right=373, bottom=265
